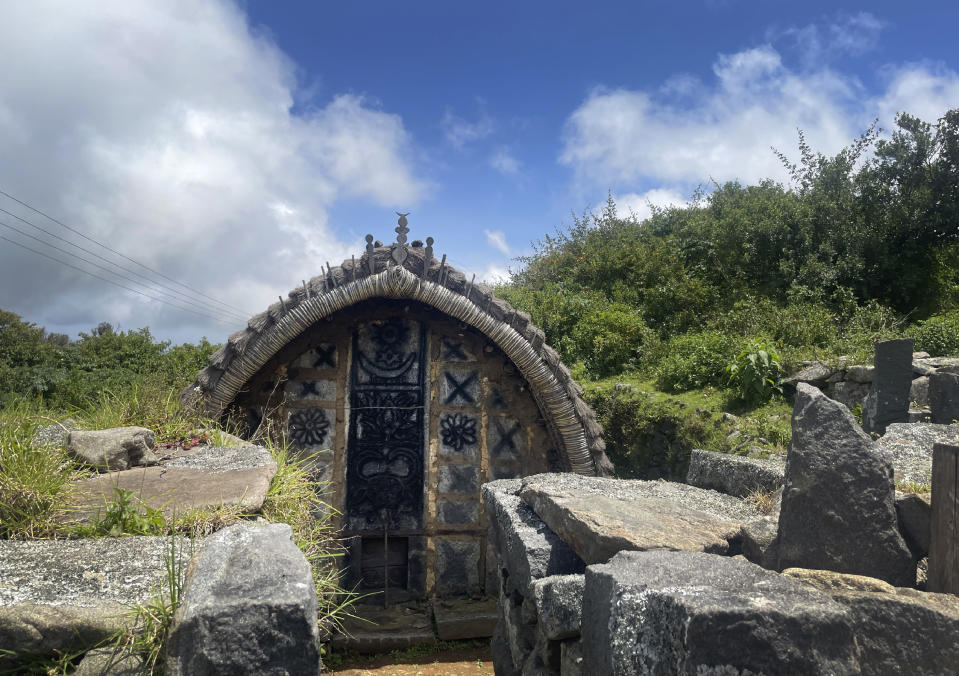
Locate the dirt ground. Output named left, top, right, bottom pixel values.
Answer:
left=328, top=642, right=494, bottom=675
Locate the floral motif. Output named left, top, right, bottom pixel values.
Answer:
left=440, top=413, right=477, bottom=451
left=288, top=408, right=330, bottom=447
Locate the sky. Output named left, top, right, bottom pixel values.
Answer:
left=0, top=0, right=957, bottom=345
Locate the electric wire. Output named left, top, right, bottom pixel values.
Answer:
left=0, top=234, right=239, bottom=326
left=0, top=205, right=249, bottom=322
left=0, top=217, right=245, bottom=323
left=0, top=187, right=254, bottom=316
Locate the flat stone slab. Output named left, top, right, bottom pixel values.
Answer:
left=331, top=602, right=436, bottom=654
left=66, top=445, right=277, bottom=521
left=876, top=422, right=959, bottom=485
left=0, top=536, right=191, bottom=655
left=582, top=550, right=858, bottom=675
left=431, top=598, right=498, bottom=641
left=518, top=473, right=765, bottom=565
left=686, top=448, right=784, bottom=497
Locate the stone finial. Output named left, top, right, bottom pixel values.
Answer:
left=395, top=212, right=410, bottom=244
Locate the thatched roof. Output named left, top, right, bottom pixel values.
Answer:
left=182, top=236, right=611, bottom=476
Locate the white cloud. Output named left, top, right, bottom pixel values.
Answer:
left=441, top=104, right=494, bottom=149
left=614, top=189, right=688, bottom=222
left=560, top=42, right=958, bottom=193
left=482, top=263, right=510, bottom=285
left=776, top=12, right=885, bottom=66
left=0, top=0, right=427, bottom=341
left=490, top=146, right=521, bottom=175
left=484, top=229, right=510, bottom=255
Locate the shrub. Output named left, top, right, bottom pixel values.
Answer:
left=654, top=331, right=739, bottom=393
left=585, top=384, right=723, bottom=479
left=907, top=311, right=959, bottom=356
left=574, top=303, right=658, bottom=378
left=727, top=339, right=783, bottom=406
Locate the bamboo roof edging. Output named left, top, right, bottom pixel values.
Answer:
left=182, top=241, right=612, bottom=477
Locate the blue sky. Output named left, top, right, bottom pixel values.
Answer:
left=0, top=1, right=957, bottom=343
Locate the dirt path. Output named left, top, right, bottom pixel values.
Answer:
left=328, top=642, right=494, bottom=676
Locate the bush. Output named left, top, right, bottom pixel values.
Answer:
left=654, top=331, right=739, bottom=393
left=908, top=311, right=959, bottom=356
left=585, top=384, right=722, bottom=479
left=574, top=303, right=658, bottom=378
left=727, top=340, right=783, bottom=406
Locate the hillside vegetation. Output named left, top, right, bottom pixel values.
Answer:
left=497, top=110, right=959, bottom=476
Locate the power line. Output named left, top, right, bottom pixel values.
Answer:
left=0, top=218, right=243, bottom=324
left=0, top=205, right=249, bottom=321
left=0, top=187, right=254, bottom=317
left=0, top=234, right=239, bottom=326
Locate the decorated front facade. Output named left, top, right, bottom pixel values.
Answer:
left=184, top=217, right=610, bottom=599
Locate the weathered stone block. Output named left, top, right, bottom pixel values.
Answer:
left=896, top=491, right=931, bottom=559
left=0, top=536, right=190, bottom=656
left=166, top=523, right=320, bottom=676
left=518, top=473, right=765, bottom=565
left=438, top=465, right=479, bottom=494
left=67, top=426, right=158, bottom=471
left=877, top=421, right=959, bottom=485
left=862, top=338, right=914, bottom=435
left=560, top=638, right=582, bottom=676
left=929, top=372, right=959, bottom=424
left=482, top=480, right=584, bottom=595
left=686, top=448, right=784, bottom=497
left=582, top=550, right=858, bottom=675
left=911, top=375, right=930, bottom=407
left=435, top=538, right=480, bottom=597
left=438, top=500, right=479, bottom=525
left=527, top=575, right=584, bottom=640
left=778, top=384, right=915, bottom=586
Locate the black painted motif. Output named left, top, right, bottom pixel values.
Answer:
left=441, top=340, right=467, bottom=360
left=346, top=318, right=426, bottom=528
left=312, top=344, right=336, bottom=368
left=289, top=408, right=330, bottom=447
left=491, top=419, right=519, bottom=456
left=444, top=371, right=477, bottom=405
left=440, top=413, right=477, bottom=451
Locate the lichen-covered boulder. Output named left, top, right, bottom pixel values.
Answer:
left=67, top=427, right=158, bottom=471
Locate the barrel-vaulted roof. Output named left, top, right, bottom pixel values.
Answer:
left=183, top=223, right=611, bottom=476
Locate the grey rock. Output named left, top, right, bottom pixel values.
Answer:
left=32, top=417, right=79, bottom=447
left=482, top=480, right=585, bottom=595
left=560, top=639, right=583, bottom=676
left=896, top=491, right=931, bottom=559
left=909, top=409, right=932, bottom=423
left=686, top=448, right=784, bottom=498
left=830, top=587, right=959, bottom=676
left=67, top=427, right=158, bottom=471
left=862, top=338, right=914, bottom=435
left=911, top=376, right=930, bottom=407
left=824, top=380, right=871, bottom=409
left=492, top=619, right=521, bottom=676
left=929, top=372, right=959, bottom=424
left=518, top=473, right=766, bottom=565
left=876, top=422, right=959, bottom=485
left=74, top=646, right=145, bottom=676
left=778, top=384, right=915, bottom=586
left=528, top=575, right=584, bottom=641
left=785, top=361, right=835, bottom=386
left=582, top=550, right=858, bottom=675
left=846, top=365, right=875, bottom=383
left=0, top=536, right=191, bottom=655
left=166, top=522, right=320, bottom=676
